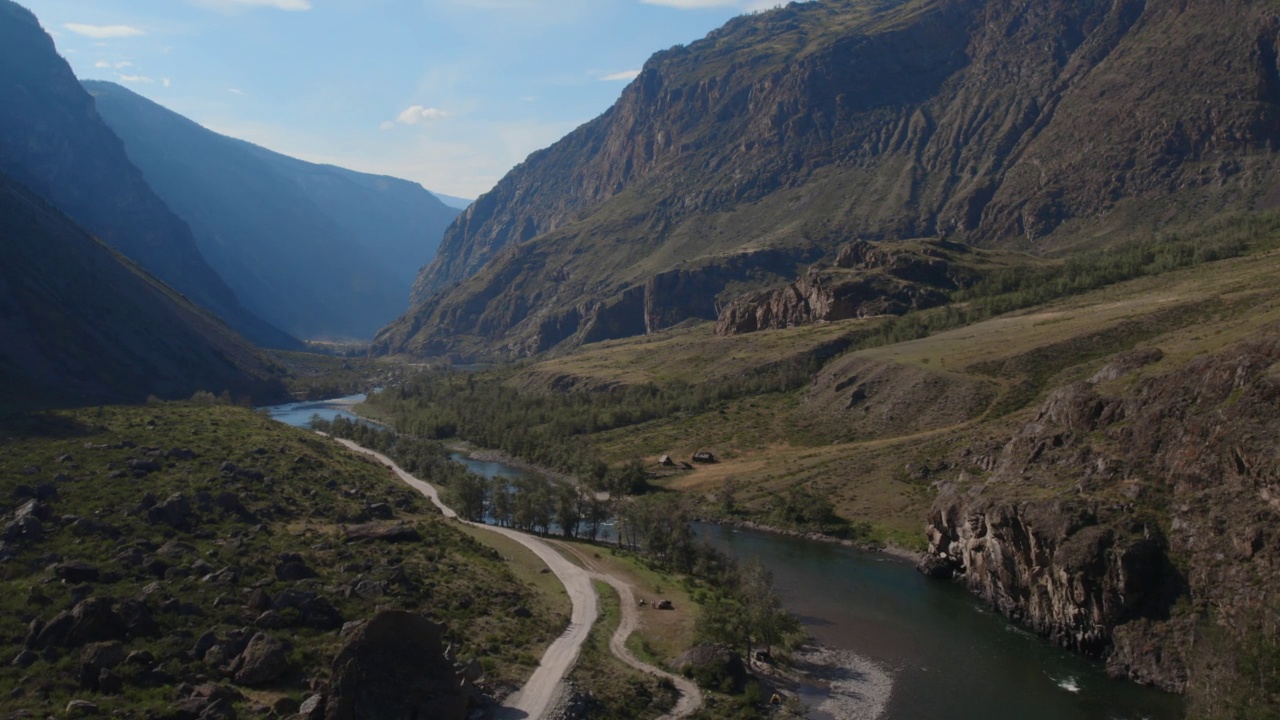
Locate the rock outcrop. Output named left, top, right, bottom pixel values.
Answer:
left=715, top=240, right=967, bottom=335
left=920, top=332, right=1280, bottom=695
left=322, top=611, right=469, bottom=720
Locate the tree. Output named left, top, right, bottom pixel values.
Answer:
left=489, top=478, right=513, bottom=527
left=740, top=559, right=800, bottom=666
left=719, top=477, right=739, bottom=515
left=555, top=485, right=582, bottom=539
left=447, top=472, right=488, bottom=522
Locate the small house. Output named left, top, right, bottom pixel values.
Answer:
left=692, top=450, right=717, bottom=464
left=658, top=454, right=674, bottom=467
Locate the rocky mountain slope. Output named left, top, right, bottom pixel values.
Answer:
left=0, top=1, right=296, bottom=349
left=86, top=81, right=460, bottom=340
left=376, top=0, right=1280, bottom=359
left=0, top=173, right=289, bottom=411
left=0, top=404, right=561, bottom=717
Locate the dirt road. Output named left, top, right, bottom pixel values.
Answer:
left=334, top=439, right=699, bottom=719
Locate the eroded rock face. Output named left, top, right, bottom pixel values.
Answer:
left=921, top=331, right=1280, bottom=693
left=924, top=492, right=1178, bottom=658
left=324, top=611, right=467, bottom=720
left=715, top=240, right=967, bottom=335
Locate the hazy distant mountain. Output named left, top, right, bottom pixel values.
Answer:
left=0, top=172, right=289, bottom=412
left=86, top=81, right=460, bottom=340
left=376, top=0, right=1280, bottom=359
left=431, top=192, right=474, bottom=211
left=0, top=0, right=297, bottom=350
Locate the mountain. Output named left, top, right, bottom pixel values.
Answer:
left=431, top=192, right=474, bottom=210
left=375, top=0, right=1280, bottom=359
left=0, top=1, right=297, bottom=350
left=0, top=172, right=289, bottom=412
left=83, top=81, right=459, bottom=341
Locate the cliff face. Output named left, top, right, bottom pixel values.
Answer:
left=379, top=0, right=1280, bottom=358
left=0, top=2, right=296, bottom=349
left=921, top=341, right=1280, bottom=694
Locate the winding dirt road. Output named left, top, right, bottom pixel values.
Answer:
left=334, top=438, right=699, bottom=720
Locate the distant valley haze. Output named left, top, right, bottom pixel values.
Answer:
left=21, top=0, right=793, bottom=201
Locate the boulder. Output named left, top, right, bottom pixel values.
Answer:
left=273, top=589, right=343, bottom=630
left=297, top=694, right=325, bottom=720
left=342, top=523, right=422, bottom=544
left=147, top=494, right=193, bottom=530
left=229, top=632, right=289, bottom=686
left=34, top=598, right=126, bottom=649
left=55, top=563, right=101, bottom=584
left=246, top=588, right=273, bottom=612
left=324, top=610, right=467, bottom=720
left=275, top=561, right=317, bottom=581
left=11, top=649, right=36, bottom=668
left=65, top=700, right=99, bottom=716
left=127, top=458, right=161, bottom=475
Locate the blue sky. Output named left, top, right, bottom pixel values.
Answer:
left=23, top=0, right=789, bottom=199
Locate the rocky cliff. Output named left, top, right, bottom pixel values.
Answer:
left=0, top=1, right=296, bottom=349
left=920, top=340, right=1280, bottom=700
left=378, top=0, right=1280, bottom=358
left=715, top=240, right=969, bottom=334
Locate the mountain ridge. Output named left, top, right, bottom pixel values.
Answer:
left=376, top=0, right=1280, bottom=360
left=0, top=0, right=297, bottom=350
left=85, top=80, right=459, bottom=340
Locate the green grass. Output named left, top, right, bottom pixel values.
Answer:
left=0, top=404, right=563, bottom=715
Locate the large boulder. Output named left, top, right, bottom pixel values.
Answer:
left=342, top=523, right=422, bottom=544
left=325, top=611, right=467, bottom=720
left=229, top=632, right=290, bottom=686
left=32, top=597, right=127, bottom=649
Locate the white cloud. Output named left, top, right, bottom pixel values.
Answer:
left=94, top=60, right=110, bottom=68
left=228, top=88, right=246, bottom=95
left=162, top=78, right=172, bottom=88
left=64, top=23, right=146, bottom=39
left=394, top=105, right=449, bottom=125
left=600, top=69, right=640, bottom=82
left=118, top=74, right=154, bottom=84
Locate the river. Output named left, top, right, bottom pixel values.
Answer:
left=264, top=397, right=1184, bottom=720
left=261, top=393, right=374, bottom=427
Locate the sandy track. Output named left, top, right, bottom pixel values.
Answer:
left=553, top=542, right=702, bottom=719
left=334, top=439, right=700, bottom=719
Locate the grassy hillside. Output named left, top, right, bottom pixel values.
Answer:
left=0, top=404, right=564, bottom=716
